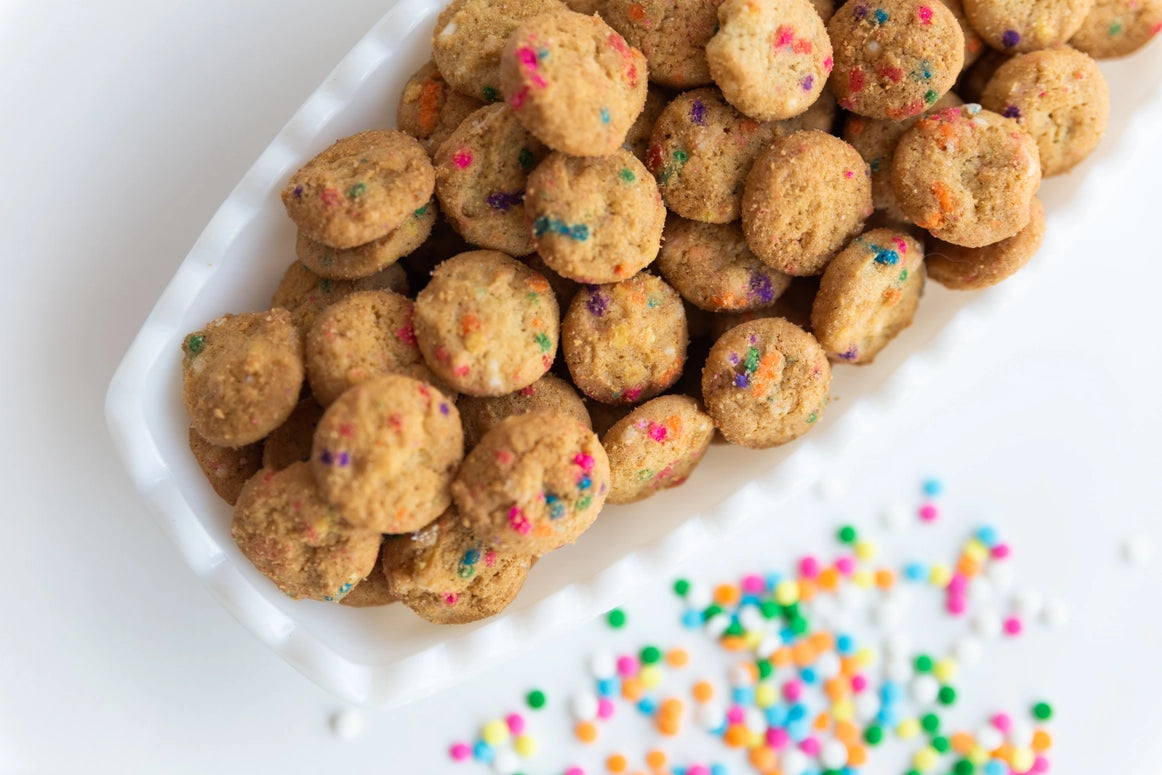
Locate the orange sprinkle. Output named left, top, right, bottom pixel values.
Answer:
left=607, top=753, right=628, bottom=773
left=576, top=721, right=598, bottom=743
left=798, top=578, right=817, bottom=602
left=792, top=640, right=818, bottom=667
left=527, top=275, right=550, bottom=293
left=874, top=568, right=895, bottom=589
left=417, top=77, right=442, bottom=133
left=933, top=180, right=955, bottom=213
left=721, top=636, right=750, bottom=652
left=771, top=647, right=793, bottom=668
left=835, top=720, right=860, bottom=745
left=951, top=731, right=975, bottom=754
left=818, top=567, right=841, bottom=590
left=735, top=662, right=759, bottom=684
left=692, top=681, right=715, bottom=703
left=810, top=631, right=834, bottom=651
left=957, top=555, right=981, bottom=576
left=750, top=351, right=785, bottom=399
left=840, top=656, right=861, bottom=677
left=723, top=724, right=750, bottom=748
left=621, top=678, right=644, bottom=702
left=659, top=697, right=684, bottom=719
left=824, top=676, right=850, bottom=702
left=645, top=749, right=667, bottom=770
left=994, top=743, right=1015, bottom=764
left=813, top=712, right=831, bottom=731
left=847, top=743, right=868, bottom=766
left=748, top=746, right=778, bottom=771
left=459, top=313, right=481, bottom=335
left=1032, top=730, right=1053, bottom=751
left=657, top=717, right=680, bottom=736
left=627, top=2, right=647, bottom=22
left=714, top=584, right=741, bottom=606
left=666, top=648, right=689, bottom=668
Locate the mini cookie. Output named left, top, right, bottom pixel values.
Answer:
left=656, top=216, right=792, bottom=311
left=701, top=317, right=832, bottom=448
left=843, top=91, right=964, bottom=222
left=705, top=0, right=833, bottom=121
left=810, top=228, right=925, bottom=364
left=311, top=375, right=463, bottom=534
left=181, top=309, right=304, bottom=447
left=263, top=398, right=325, bottom=470
left=827, top=0, right=965, bottom=120
left=939, top=0, right=987, bottom=69
left=742, top=130, right=873, bottom=276
left=926, top=195, right=1045, bottom=288
left=397, top=61, right=486, bottom=155
left=452, top=411, right=610, bottom=555
left=499, top=9, right=649, bottom=156
left=963, top=0, right=1094, bottom=53
left=1070, top=0, right=1162, bottom=58
left=563, top=273, right=688, bottom=404
left=339, top=541, right=396, bottom=608
left=459, top=373, right=592, bottom=449
left=980, top=47, right=1110, bottom=176
left=526, top=149, right=665, bottom=284
left=646, top=88, right=780, bottom=223
left=623, top=87, right=670, bottom=164
left=282, top=130, right=436, bottom=250
left=382, top=508, right=535, bottom=624
left=602, top=394, right=715, bottom=503
left=415, top=251, right=560, bottom=396
left=271, top=260, right=408, bottom=342
left=231, top=463, right=381, bottom=602
left=188, top=427, right=262, bottom=505
left=434, top=104, right=548, bottom=256
left=891, top=105, right=1041, bottom=247
left=605, top=0, right=721, bottom=88
left=294, top=200, right=436, bottom=281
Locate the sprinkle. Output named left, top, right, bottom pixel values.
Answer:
left=346, top=182, right=366, bottom=199
left=486, top=191, right=524, bottom=212
left=600, top=107, right=611, bottom=124
left=873, top=7, right=889, bottom=23
left=449, top=742, right=472, bottom=761
left=607, top=608, right=628, bottom=629
left=452, top=150, right=473, bottom=168
left=619, top=167, right=636, bottom=182
left=690, top=99, right=707, bottom=126
left=918, top=5, right=933, bottom=23
left=1001, top=29, right=1021, bottom=47
left=919, top=503, right=940, bottom=522
left=482, top=85, right=499, bottom=102
left=800, top=74, right=815, bottom=91
left=185, top=334, right=205, bottom=355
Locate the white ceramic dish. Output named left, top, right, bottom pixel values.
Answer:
left=104, top=0, right=1162, bottom=707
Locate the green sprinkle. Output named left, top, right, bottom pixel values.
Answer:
left=915, top=655, right=934, bottom=673
left=483, top=85, right=499, bottom=102
left=724, top=621, right=745, bottom=637
left=619, top=167, right=636, bottom=182
left=320, top=279, right=334, bottom=293
left=838, top=525, right=858, bottom=544
left=899, top=269, right=909, bottom=283
left=414, top=204, right=428, bottom=217
left=636, top=469, right=653, bottom=481
left=931, top=735, right=950, bottom=753
left=806, top=412, right=818, bottom=424
left=672, top=149, right=688, bottom=163
left=757, top=659, right=773, bottom=679
left=789, top=614, right=809, bottom=635
left=938, top=685, right=957, bottom=705
left=864, top=724, right=884, bottom=745
left=1110, top=21, right=1124, bottom=35
left=781, top=602, right=800, bottom=619
left=518, top=147, right=535, bottom=171
left=954, top=760, right=975, bottom=775
left=185, top=334, right=205, bottom=356
left=921, top=712, right=941, bottom=733
left=576, top=494, right=592, bottom=510
left=347, top=182, right=366, bottom=199
left=606, top=608, right=627, bottom=628
left=1033, top=701, right=1053, bottom=720
left=534, top=332, right=552, bottom=352
left=673, top=578, right=691, bottom=597
left=760, top=600, right=781, bottom=619
left=526, top=689, right=546, bottom=709
left=702, top=603, right=724, bottom=621
left=641, top=645, right=662, bottom=664
left=924, top=88, right=939, bottom=104
left=743, top=346, right=760, bottom=375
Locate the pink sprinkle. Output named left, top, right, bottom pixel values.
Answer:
left=835, top=556, right=856, bottom=575
left=617, top=655, right=639, bottom=677
left=741, top=574, right=766, bottom=594
left=893, top=236, right=908, bottom=254
left=919, top=503, right=939, bottom=522
left=648, top=423, right=668, bottom=442
left=688, top=767, right=710, bottom=775
left=992, top=543, right=1011, bottom=559
left=597, top=697, right=616, bottom=719
left=918, top=5, right=934, bottom=23
left=565, top=768, right=585, bottom=775
left=823, top=55, right=834, bottom=72
left=783, top=680, right=803, bottom=702
left=948, top=573, right=968, bottom=594
left=844, top=170, right=854, bottom=178
left=851, top=674, right=868, bottom=692
left=454, top=364, right=471, bottom=377
left=1003, top=616, right=1023, bottom=636
left=800, top=736, right=821, bottom=756
left=799, top=556, right=821, bottom=579
left=946, top=595, right=967, bottom=615
left=484, top=551, right=496, bottom=567
left=509, top=86, right=530, bottom=110
left=622, top=386, right=643, bottom=401
left=396, top=324, right=417, bottom=345
left=449, top=742, right=472, bottom=761
left=992, top=712, right=1013, bottom=733
left=517, top=46, right=538, bottom=69
left=443, top=592, right=459, bottom=606
left=452, top=150, right=473, bottom=169
left=775, top=24, right=795, bottom=47
left=1032, top=755, right=1051, bottom=772
left=506, top=713, right=526, bottom=735
left=727, top=705, right=746, bottom=724
left=508, top=506, right=531, bottom=535
left=767, top=727, right=790, bottom=749
left=574, top=453, right=596, bottom=472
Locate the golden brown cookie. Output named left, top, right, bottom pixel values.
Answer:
left=414, top=250, right=560, bottom=396
left=311, top=375, right=463, bottom=534
left=459, top=373, right=592, bottom=450
left=294, top=201, right=436, bottom=281
left=188, top=427, right=262, bottom=505
left=452, top=411, right=610, bottom=555
left=605, top=0, right=722, bottom=88
left=926, top=195, right=1045, bottom=288
left=397, top=61, right=486, bottom=155
left=181, top=309, right=304, bottom=448
left=1070, top=0, right=1162, bottom=57
left=231, top=463, right=381, bottom=602
left=963, top=0, right=1094, bottom=53
left=270, top=260, right=409, bottom=342
left=602, top=394, right=715, bottom=503
left=262, top=398, right=325, bottom=471
left=339, top=540, right=397, bottom=608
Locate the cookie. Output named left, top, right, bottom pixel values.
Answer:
left=656, top=216, right=793, bottom=311
left=926, top=195, right=1045, bottom=288
left=810, top=228, right=926, bottom=364
left=563, top=273, right=688, bottom=404
left=741, top=130, right=873, bottom=276
left=525, top=149, right=665, bottom=284
left=623, top=86, right=670, bottom=164
left=827, top=0, right=966, bottom=120
left=701, top=317, right=832, bottom=448
left=282, top=130, right=436, bottom=250
left=602, top=394, right=716, bottom=504
left=433, top=104, right=549, bottom=256
left=271, top=260, right=408, bottom=342
left=311, top=375, right=463, bottom=534
left=263, top=398, right=325, bottom=471
left=382, top=508, right=535, bottom=624
left=963, top=0, right=1094, bottom=53
left=397, top=61, right=486, bottom=155
left=431, top=0, right=567, bottom=102
left=231, top=463, right=381, bottom=602
left=452, top=411, right=610, bottom=555
left=646, top=88, right=781, bottom=223
left=339, top=542, right=397, bottom=608
left=188, top=427, right=262, bottom=506
left=181, top=309, right=304, bottom=448
left=939, top=0, right=987, bottom=69
left=705, top=0, right=833, bottom=121
left=415, top=250, right=560, bottom=396
left=891, top=104, right=1041, bottom=247
left=499, top=9, right=649, bottom=156
left=1070, top=0, right=1162, bottom=58
left=843, top=91, right=964, bottom=223
left=294, top=200, right=436, bottom=281
left=605, top=0, right=721, bottom=88
left=458, top=373, right=592, bottom=450
left=980, top=47, right=1110, bottom=176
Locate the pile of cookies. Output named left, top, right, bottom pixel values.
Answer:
left=180, top=0, right=1156, bottom=624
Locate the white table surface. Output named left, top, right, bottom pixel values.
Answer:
left=3, top=2, right=1161, bottom=773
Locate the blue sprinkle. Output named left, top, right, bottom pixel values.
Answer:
left=579, top=475, right=592, bottom=491
left=711, top=765, right=729, bottom=775
left=873, top=247, right=900, bottom=265
left=766, top=703, right=789, bottom=726
left=985, top=762, right=1007, bottom=775
left=787, top=703, right=807, bottom=722
left=673, top=769, right=688, bottom=775
left=841, top=769, right=858, bottom=775
left=977, top=525, right=999, bottom=547
left=780, top=627, right=797, bottom=644
left=473, top=741, right=494, bottom=763
left=765, top=572, right=783, bottom=590
left=638, top=697, right=657, bottom=714
left=923, top=478, right=944, bottom=496
left=836, top=634, right=856, bottom=655
left=740, top=593, right=762, bottom=607
left=787, top=717, right=811, bottom=741
left=801, top=770, right=820, bottom=775
left=734, top=373, right=750, bottom=388
left=682, top=609, right=703, bottom=629
left=598, top=677, right=620, bottom=696
left=800, top=667, right=818, bottom=684
left=905, top=562, right=929, bottom=582
left=600, top=107, right=611, bottom=123
left=873, top=7, right=889, bottom=23
left=570, top=224, right=589, bottom=241
left=733, top=686, right=755, bottom=705
left=881, top=682, right=903, bottom=704
left=711, top=721, right=727, bottom=736
left=877, top=706, right=900, bottom=727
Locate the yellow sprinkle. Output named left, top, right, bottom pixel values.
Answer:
left=514, top=734, right=538, bottom=758
left=481, top=719, right=509, bottom=746
left=929, top=564, right=952, bottom=587
left=855, top=647, right=876, bottom=667
left=640, top=664, right=663, bottom=689
left=913, top=747, right=940, bottom=771
left=854, top=540, right=877, bottom=560
left=744, top=630, right=763, bottom=649
left=1011, top=748, right=1035, bottom=772
left=755, top=683, right=778, bottom=708
left=775, top=580, right=800, bottom=605
left=934, top=658, right=959, bottom=683
left=852, top=569, right=874, bottom=589
left=831, top=699, right=855, bottom=721
left=964, top=539, right=989, bottom=561
left=968, top=746, right=990, bottom=765
left=897, top=718, right=920, bottom=739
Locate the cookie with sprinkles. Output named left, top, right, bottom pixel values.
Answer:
left=962, top=0, right=1094, bottom=53
left=270, top=260, right=408, bottom=342
left=433, top=104, right=548, bottom=257
left=927, top=195, right=1045, bottom=288
left=827, top=0, right=966, bottom=120
left=188, top=427, right=262, bottom=506
left=1070, top=0, right=1162, bottom=58
left=181, top=309, right=304, bottom=448
left=980, top=46, right=1109, bottom=176
left=231, top=463, right=382, bottom=602
left=294, top=200, right=436, bottom=281
left=262, top=398, right=324, bottom=471
left=704, top=0, right=834, bottom=121
left=741, top=130, right=873, bottom=276
left=525, top=148, right=665, bottom=284
left=701, top=317, right=831, bottom=448
left=499, top=9, right=649, bottom=157
left=891, top=104, right=1041, bottom=247
left=622, top=86, right=670, bottom=164
left=656, top=216, right=793, bottom=312
left=396, top=61, right=486, bottom=156
left=459, top=373, right=592, bottom=450
left=707, top=276, right=821, bottom=338
left=563, top=272, right=689, bottom=404
left=431, top=0, right=567, bottom=103
left=282, top=130, right=435, bottom=250
left=414, top=250, right=560, bottom=396
left=311, top=374, right=463, bottom=534
left=452, top=410, right=610, bottom=555
left=602, top=394, right=715, bottom=504
left=810, top=227, right=926, bottom=364
left=338, top=540, right=396, bottom=608
left=383, top=508, right=534, bottom=624
left=604, top=0, right=722, bottom=88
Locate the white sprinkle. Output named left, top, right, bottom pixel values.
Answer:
left=911, top=674, right=941, bottom=704
left=810, top=593, right=839, bottom=624
left=987, top=561, right=1015, bottom=591
left=1041, top=598, right=1070, bottom=628
left=781, top=749, right=809, bottom=775
left=884, top=633, right=913, bottom=659
left=686, top=582, right=712, bottom=610
left=1124, top=534, right=1156, bottom=566
left=954, top=636, right=984, bottom=665
left=329, top=708, right=364, bottom=740
left=885, top=655, right=913, bottom=683
left=871, top=599, right=904, bottom=628
left=865, top=40, right=882, bottom=55
left=1009, top=719, right=1035, bottom=747
left=821, top=739, right=849, bottom=768
left=730, top=662, right=757, bottom=687
left=838, top=583, right=864, bottom=611
left=571, top=692, right=599, bottom=721
left=739, top=604, right=766, bottom=634
left=745, top=707, right=768, bottom=735
left=972, top=610, right=1003, bottom=639
left=881, top=502, right=910, bottom=530
left=1013, top=588, right=1043, bottom=617
left=698, top=702, right=726, bottom=730
left=705, top=613, right=731, bottom=638
left=969, top=576, right=995, bottom=603
left=977, top=725, right=1005, bottom=751
left=589, top=650, right=616, bottom=679
left=855, top=692, right=880, bottom=722
left=757, top=633, right=781, bottom=659
left=816, top=651, right=842, bottom=679
left=493, top=749, right=520, bottom=775
left=440, top=21, right=458, bottom=37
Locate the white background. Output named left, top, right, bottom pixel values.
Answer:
left=2, top=2, right=1161, bottom=773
